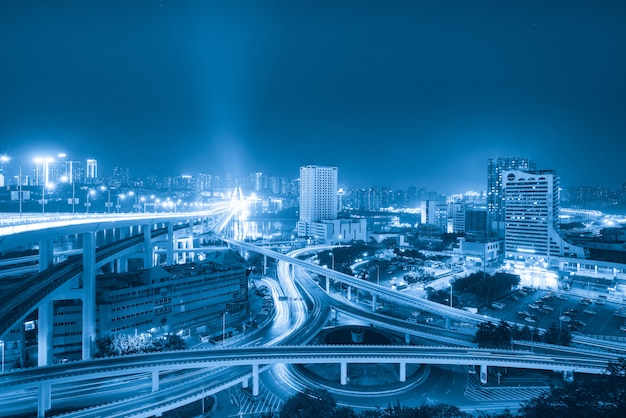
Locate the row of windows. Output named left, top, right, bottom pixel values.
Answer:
left=112, top=299, right=153, bottom=312
left=110, top=319, right=152, bottom=334
left=55, top=309, right=82, bottom=316
left=111, top=309, right=152, bottom=322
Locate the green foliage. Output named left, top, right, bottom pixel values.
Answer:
left=94, top=332, right=186, bottom=357
left=453, top=272, right=520, bottom=305
left=474, top=320, right=512, bottom=349
left=543, top=322, right=572, bottom=346
left=280, top=388, right=336, bottom=418
left=518, top=358, right=626, bottom=417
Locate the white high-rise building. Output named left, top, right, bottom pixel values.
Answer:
left=86, top=159, right=98, bottom=182
left=503, top=169, right=587, bottom=268
left=297, top=165, right=338, bottom=238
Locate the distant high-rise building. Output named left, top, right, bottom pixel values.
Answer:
left=503, top=169, right=587, bottom=268
left=86, top=159, right=98, bottom=182
left=487, top=157, right=536, bottom=236
left=297, top=165, right=338, bottom=237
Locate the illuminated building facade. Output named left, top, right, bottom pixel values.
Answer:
left=488, top=157, right=536, bottom=237
left=297, top=165, right=338, bottom=237
left=503, top=169, right=587, bottom=268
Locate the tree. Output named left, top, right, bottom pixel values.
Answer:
left=519, top=358, right=626, bottom=417
left=280, top=388, right=336, bottom=418
left=474, top=320, right=512, bottom=349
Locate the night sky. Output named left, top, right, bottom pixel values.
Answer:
left=1, top=1, right=625, bottom=194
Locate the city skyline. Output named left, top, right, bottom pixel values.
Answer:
left=1, top=1, right=625, bottom=194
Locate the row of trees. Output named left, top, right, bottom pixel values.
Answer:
left=267, top=358, right=626, bottom=417
left=95, top=333, right=186, bottom=357
left=474, top=320, right=572, bottom=349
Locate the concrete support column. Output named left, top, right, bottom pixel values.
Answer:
left=263, top=255, right=267, bottom=276
left=480, top=364, right=488, bottom=384
left=372, top=294, right=377, bottom=312
left=340, top=361, right=348, bottom=385
left=445, top=317, right=451, bottom=330
left=347, top=286, right=352, bottom=301
left=326, top=276, right=330, bottom=294
left=166, top=223, right=174, bottom=266
left=82, top=231, right=96, bottom=360
left=37, top=300, right=53, bottom=366
left=152, top=370, right=159, bottom=392
left=38, top=239, right=54, bottom=271
left=242, top=376, right=249, bottom=389
left=405, top=333, right=411, bottom=344
left=143, top=225, right=152, bottom=269
left=252, top=363, right=259, bottom=397
left=399, top=362, right=406, bottom=382
left=38, top=383, right=51, bottom=418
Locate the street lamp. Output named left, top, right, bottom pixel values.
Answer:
left=1, top=156, right=23, bottom=220
left=61, top=175, right=77, bottom=214
left=116, top=193, right=125, bottom=213
left=449, top=282, right=453, bottom=307
left=85, top=189, right=95, bottom=213
left=41, top=183, right=54, bottom=214
left=222, top=311, right=229, bottom=343
left=128, top=191, right=140, bottom=213
left=100, top=186, right=112, bottom=213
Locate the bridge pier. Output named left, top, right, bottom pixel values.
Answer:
left=480, top=364, right=488, bottom=384
left=143, top=225, right=152, bottom=269
left=152, top=370, right=160, bottom=392
left=263, top=255, right=267, bottom=276
left=38, top=238, right=54, bottom=271
left=37, top=300, right=53, bottom=366
left=82, top=231, right=96, bottom=360
left=326, top=275, right=330, bottom=294
left=347, top=286, right=352, bottom=301
left=37, top=383, right=51, bottom=418
left=340, top=361, right=348, bottom=385
left=242, top=376, right=249, bottom=389
left=405, top=333, right=411, bottom=344
left=166, top=223, right=174, bottom=266
left=399, top=362, right=406, bottom=382
left=252, top=363, right=259, bottom=397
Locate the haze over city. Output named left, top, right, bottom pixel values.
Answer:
left=1, top=1, right=625, bottom=194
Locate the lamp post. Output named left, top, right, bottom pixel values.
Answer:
left=101, top=186, right=112, bottom=213
left=128, top=191, right=140, bottom=213
left=450, top=282, right=453, bottom=307
left=42, top=183, right=53, bottom=214
left=116, top=194, right=124, bottom=213
left=222, top=311, right=228, bottom=343
left=61, top=175, right=77, bottom=214
left=85, top=189, right=95, bottom=213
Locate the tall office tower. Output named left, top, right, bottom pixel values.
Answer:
left=503, top=169, right=587, bottom=268
left=487, top=157, right=536, bottom=236
left=86, top=159, right=98, bottom=182
left=299, top=165, right=338, bottom=224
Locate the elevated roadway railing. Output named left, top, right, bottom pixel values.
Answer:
left=0, top=345, right=614, bottom=392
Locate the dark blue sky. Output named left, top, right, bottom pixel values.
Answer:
left=1, top=0, right=625, bottom=194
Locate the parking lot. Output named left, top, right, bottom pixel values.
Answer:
left=484, top=287, right=626, bottom=337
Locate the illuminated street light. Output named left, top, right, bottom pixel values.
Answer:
left=85, top=189, right=95, bottom=213
left=100, top=186, right=112, bottom=213
left=116, top=193, right=125, bottom=213
left=41, top=183, right=54, bottom=214
left=61, top=175, right=77, bottom=214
